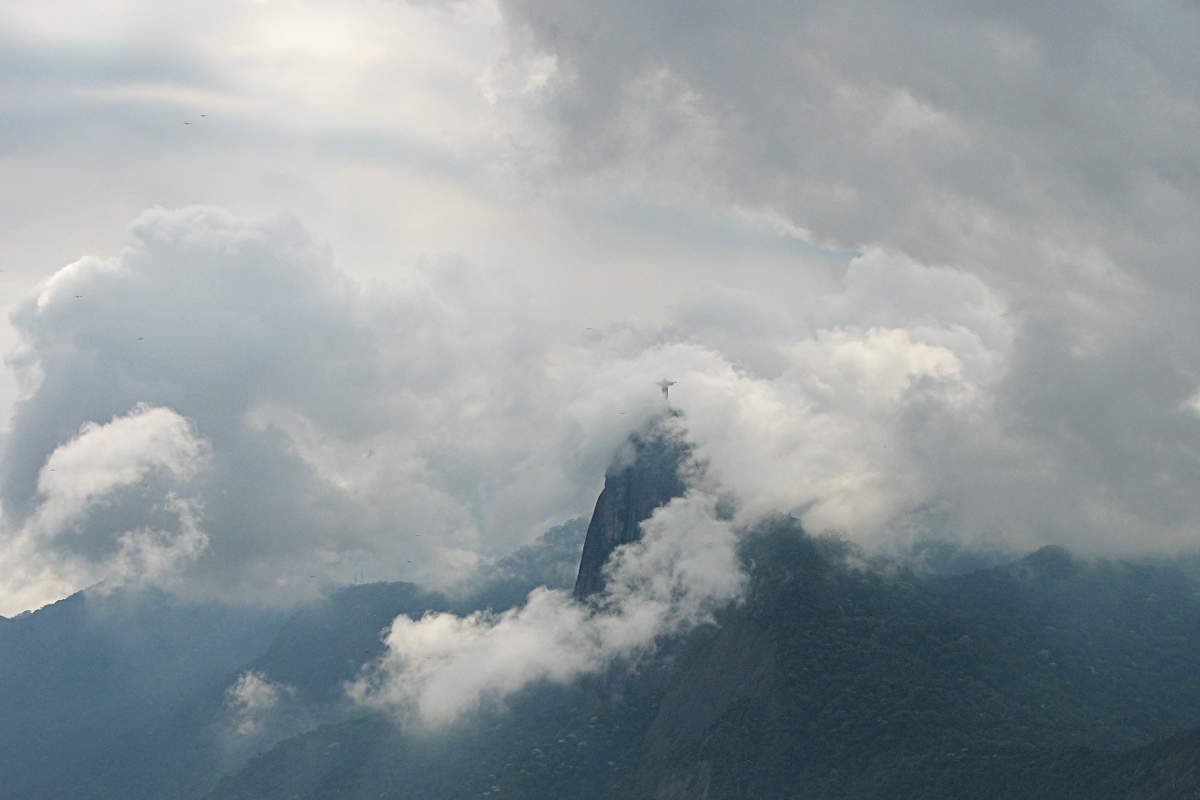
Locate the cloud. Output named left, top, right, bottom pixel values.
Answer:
left=489, top=0, right=1200, bottom=553
left=0, top=403, right=211, bottom=613
left=498, top=0, right=1200, bottom=294
left=2, top=205, right=770, bottom=613
left=106, top=495, right=209, bottom=589
left=31, top=403, right=209, bottom=536
left=348, top=491, right=744, bottom=727
left=0, top=206, right=392, bottom=613
left=2, top=192, right=1195, bottom=617
left=225, top=670, right=296, bottom=738
left=3, top=0, right=1200, bottom=616
left=219, top=668, right=315, bottom=766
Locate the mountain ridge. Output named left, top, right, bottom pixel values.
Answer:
left=11, top=421, right=1200, bottom=799
left=202, top=427, right=1200, bottom=799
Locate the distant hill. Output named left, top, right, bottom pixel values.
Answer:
left=17, top=581, right=443, bottom=800
left=203, top=526, right=1200, bottom=800
left=11, top=518, right=586, bottom=800
left=0, top=588, right=287, bottom=800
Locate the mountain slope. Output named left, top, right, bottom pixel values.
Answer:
left=21, top=420, right=1200, bottom=800
left=0, top=588, right=287, bottom=800
left=19, top=581, right=444, bottom=800
left=574, top=413, right=688, bottom=598
left=15, top=518, right=587, bottom=800
left=203, top=460, right=1200, bottom=800
left=631, top=528, right=1200, bottom=798
left=204, top=527, right=1200, bottom=800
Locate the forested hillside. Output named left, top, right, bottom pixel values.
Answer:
left=205, top=524, right=1200, bottom=799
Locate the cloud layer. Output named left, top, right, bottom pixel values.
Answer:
left=500, top=0, right=1200, bottom=295
left=3, top=1, right=1200, bottom=616
left=3, top=200, right=1198, bottom=615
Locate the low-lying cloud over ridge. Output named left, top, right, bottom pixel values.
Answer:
left=349, top=490, right=744, bottom=727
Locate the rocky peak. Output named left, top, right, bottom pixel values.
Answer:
left=573, top=413, right=690, bottom=599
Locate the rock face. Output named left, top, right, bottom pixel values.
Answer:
left=573, top=413, right=690, bottom=599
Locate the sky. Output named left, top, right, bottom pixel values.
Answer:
left=2, top=0, right=1200, bottom=617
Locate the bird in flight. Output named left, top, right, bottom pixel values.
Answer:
left=657, top=379, right=677, bottom=401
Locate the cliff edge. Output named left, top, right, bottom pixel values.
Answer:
left=573, top=413, right=690, bottom=599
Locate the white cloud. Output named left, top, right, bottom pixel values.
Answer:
left=1186, top=389, right=1200, bottom=418
left=106, top=496, right=209, bottom=590
left=349, top=491, right=744, bottom=727
left=225, top=670, right=295, bottom=738
left=32, top=403, right=209, bottom=536
left=0, top=404, right=211, bottom=614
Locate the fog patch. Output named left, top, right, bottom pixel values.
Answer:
left=225, top=670, right=296, bottom=738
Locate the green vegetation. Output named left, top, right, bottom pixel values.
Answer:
left=204, top=522, right=1200, bottom=799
